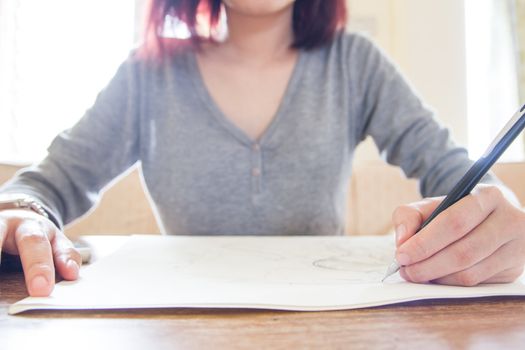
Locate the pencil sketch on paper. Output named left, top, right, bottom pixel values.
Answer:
left=311, top=257, right=384, bottom=283
left=156, top=236, right=396, bottom=286
left=311, top=243, right=394, bottom=283
left=11, top=234, right=525, bottom=315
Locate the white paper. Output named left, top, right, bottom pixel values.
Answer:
left=9, top=235, right=525, bottom=314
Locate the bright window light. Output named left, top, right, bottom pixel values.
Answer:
left=0, top=0, right=136, bottom=163
left=465, top=0, right=522, bottom=161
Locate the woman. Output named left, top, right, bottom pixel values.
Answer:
left=1, top=0, right=524, bottom=297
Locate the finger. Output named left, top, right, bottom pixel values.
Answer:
left=396, top=185, right=503, bottom=266
left=51, top=232, right=81, bottom=281
left=15, top=219, right=56, bottom=297
left=399, top=267, right=411, bottom=283
left=484, top=266, right=524, bottom=284
left=392, top=197, right=442, bottom=247
left=402, top=214, right=506, bottom=283
left=431, top=241, right=524, bottom=286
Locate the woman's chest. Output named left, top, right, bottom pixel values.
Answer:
left=139, top=50, right=358, bottom=194
left=195, top=53, right=298, bottom=141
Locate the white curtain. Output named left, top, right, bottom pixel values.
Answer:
left=0, top=0, right=137, bottom=164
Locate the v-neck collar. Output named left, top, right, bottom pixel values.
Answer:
left=186, top=48, right=307, bottom=148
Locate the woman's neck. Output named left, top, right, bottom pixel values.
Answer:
left=219, top=5, right=295, bottom=65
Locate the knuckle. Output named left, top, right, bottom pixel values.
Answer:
left=410, top=235, right=429, bottom=258
left=445, top=210, right=468, bottom=237
left=392, top=205, right=411, bottom=223
left=26, top=262, right=54, bottom=277
left=16, top=218, right=55, bottom=244
left=38, top=218, right=55, bottom=234
left=17, top=230, right=48, bottom=247
left=452, top=244, right=476, bottom=268
left=477, top=185, right=503, bottom=208
left=19, top=217, right=52, bottom=232
left=485, top=185, right=503, bottom=200
left=457, top=270, right=480, bottom=287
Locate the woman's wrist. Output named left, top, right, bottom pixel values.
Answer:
left=0, top=193, right=61, bottom=228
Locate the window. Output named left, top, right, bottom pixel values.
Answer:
left=0, top=0, right=137, bottom=163
left=465, top=0, right=523, bottom=161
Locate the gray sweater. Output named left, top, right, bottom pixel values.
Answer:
left=0, top=32, right=481, bottom=235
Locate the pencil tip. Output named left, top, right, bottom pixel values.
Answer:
left=381, top=260, right=400, bottom=283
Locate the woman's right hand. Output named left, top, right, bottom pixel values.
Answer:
left=0, top=209, right=81, bottom=296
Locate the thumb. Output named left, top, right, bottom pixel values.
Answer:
left=392, top=197, right=443, bottom=247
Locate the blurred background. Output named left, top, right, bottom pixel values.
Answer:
left=0, top=0, right=524, bottom=165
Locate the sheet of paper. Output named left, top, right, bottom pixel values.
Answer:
left=9, top=235, right=525, bottom=314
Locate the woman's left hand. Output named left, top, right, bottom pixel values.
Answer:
left=392, top=184, right=525, bottom=286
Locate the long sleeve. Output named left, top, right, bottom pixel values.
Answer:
left=0, top=56, right=142, bottom=226
left=349, top=35, right=492, bottom=197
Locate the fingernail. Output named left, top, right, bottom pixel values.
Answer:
left=66, top=259, right=80, bottom=274
left=395, top=224, right=407, bottom=244
left=396, top=253, right=411, bottom=266
left=31, top=275, right=49, bottom=292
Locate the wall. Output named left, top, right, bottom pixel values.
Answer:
left=347, top=0, right=468, bottom=164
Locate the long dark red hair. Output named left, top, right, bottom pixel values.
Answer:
left=141, top=0, right=347, bottom=58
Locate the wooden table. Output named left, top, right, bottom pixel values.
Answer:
left=2, top=236, right=525, bottom=350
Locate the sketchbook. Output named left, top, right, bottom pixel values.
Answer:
left=9, top=235, right=525, bottom=314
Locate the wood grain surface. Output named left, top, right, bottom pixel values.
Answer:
left=1, top=236, right=525, bottom=350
